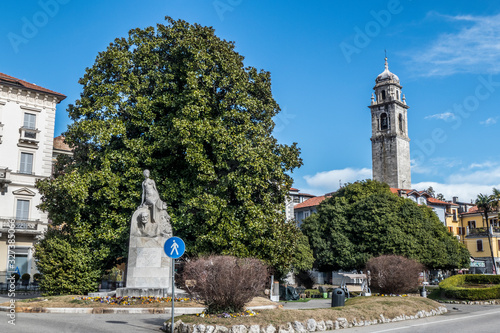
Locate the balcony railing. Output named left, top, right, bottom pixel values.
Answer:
left=0, top=217, right=43, bottom=231
left=467, top=226, right=500, bottom=236
left=19, top=127, right=39, bottom=145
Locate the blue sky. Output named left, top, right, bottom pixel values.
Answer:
left=2, top=0, right=500, bottom=202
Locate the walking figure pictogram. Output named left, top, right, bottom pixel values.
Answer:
left=170, top=240, right=179, bottom=256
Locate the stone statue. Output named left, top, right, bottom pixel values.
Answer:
left=117, top=169, right=174, bottom=298
left=130, top=170, right=171, bottom=238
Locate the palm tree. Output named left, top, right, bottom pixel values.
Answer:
left=475, top=193, right=497, bottom=274
left=492, top=188, right=500, bottom=211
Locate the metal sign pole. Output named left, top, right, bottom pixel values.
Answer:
left=171, top=258, right=175, bottom=333
left=164, top=236, right=185, bottom=333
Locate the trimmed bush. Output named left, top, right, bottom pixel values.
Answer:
left=439, top=274, right=500, bottom=300
left=366, top=255, right=423, bottom=294
left=305, top=289, right=321, bottom=298
left=183, top=255, right=268, bottom=313
left=21, top=273, right=30, bottom=281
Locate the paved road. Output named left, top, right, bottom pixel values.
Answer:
left=344, top=303, right=500, bottom=333
left=1, top=312, right=168, bottom=332
left=2, top=300, right=499, bottom=333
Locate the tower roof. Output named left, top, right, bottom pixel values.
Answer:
left=376, top=57, right=399, bottom=83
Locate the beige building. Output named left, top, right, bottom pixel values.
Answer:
left=0, top=72, right=66, bottom=282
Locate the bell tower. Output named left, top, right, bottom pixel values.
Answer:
left=369, top=57, right=411, bottom=189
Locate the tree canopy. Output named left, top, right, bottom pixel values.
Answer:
left=301, top=180, right=470, bottom=271
left=36, top=17, right=307, bottom=283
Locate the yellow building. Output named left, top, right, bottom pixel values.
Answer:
left=460, top=206, right=500, bottom=274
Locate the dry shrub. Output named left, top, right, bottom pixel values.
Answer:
left=182, top=255, right=268, bottom=313
left=366, top=255, right=423, bottom=294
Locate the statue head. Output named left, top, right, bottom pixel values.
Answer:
left=139, top=212, right=149, bottom=225
left=143, top=169, right=150, bottom=179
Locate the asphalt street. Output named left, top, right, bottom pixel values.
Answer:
left=1, top=298, right=500, bottom=333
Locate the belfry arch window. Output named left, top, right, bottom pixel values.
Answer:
left=380, top=113, right=388, bottom=130
left=399, top=113, right=404, bottom=133
left=381, top=90, right=386, bottom=100
left=396, top=90, right=400, bottom=100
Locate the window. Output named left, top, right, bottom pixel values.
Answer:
left=468, top=221, right=476, bottom=229
left=293, top=197, right=300, bottom=203
left=396, top=90, right=400, bottom=100
left=24, top=113, right=36, bottom=129
left=304, top=211, right=310, bottom=218
left=16, top=199, right=30, bottom=220
left=13, top=247, right=30, bottom=276
left=381, top=90, right=386, bottom=100
left=448, top=226, right=453, bottom=233
left=398, top=114, right=404, bottom=133
left=20, top=152, right=33, bottom=174
left=453, top=210, right=457, bottom=221
left=380, top=113, right=388, bottom=130
left=477, top=239, right=483, bottom=252
left=458, top=227, right=465, bottom=235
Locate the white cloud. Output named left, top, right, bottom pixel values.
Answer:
left=480, top=117, right=497, bottom=126
left=445, top=164, right=500, bottom=185
left=303, top=167, right=372, bottom=194
left=412, top=181, right=499, bottom=203
left=425, top=112, right=455, bottom=120
left=469, top=161, right=495, bottom=169
left=411, top=13, right=500, bottom=76
left=414, top=162, right=500, bottom=202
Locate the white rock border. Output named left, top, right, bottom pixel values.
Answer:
left=163, top=306, right=448, bottom=332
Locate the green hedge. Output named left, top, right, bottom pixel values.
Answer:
left=439, top=274, right=500, bottom=300
left=305, top=289, right=321, bottom=297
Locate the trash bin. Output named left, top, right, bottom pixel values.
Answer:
left=331, top=288, right=345, bottom=307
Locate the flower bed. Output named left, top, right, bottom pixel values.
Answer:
left=74, top=296, right=194, bottom=306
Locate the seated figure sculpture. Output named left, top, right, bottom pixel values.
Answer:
left=132, top=169, right=171, bottom=237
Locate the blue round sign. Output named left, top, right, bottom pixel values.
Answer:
left=164, top=237, right=185, bottom=259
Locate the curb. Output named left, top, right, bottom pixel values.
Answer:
left=0, top=305, right=277, bottom=314
left=163, top=307, right=449, bottom=332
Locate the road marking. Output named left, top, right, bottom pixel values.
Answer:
left=365, top=308, right=500, bottom=332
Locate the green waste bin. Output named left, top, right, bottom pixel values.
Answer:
left=331, top=288, right=345, bottom=307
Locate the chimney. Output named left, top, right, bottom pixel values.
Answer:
left=453, top=196, right=458, bottom=203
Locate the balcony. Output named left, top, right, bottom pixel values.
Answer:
left=0, top=167, right=11, bottom=194
left=18, top=126, right=40, bottom=147
left=0, top=217, right=45, bottom=235
left=466, top=226, right=500, bottom=237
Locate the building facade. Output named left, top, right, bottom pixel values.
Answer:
left=369, top=58, right=411, bottom=189
left=460, top=206, right=500, bottom=274
left=0, top=72, right=65, bottom=282
left=285, top=188, right=315, bottom=222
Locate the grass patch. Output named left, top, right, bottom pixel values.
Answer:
left=176, top=297, right=441, bottom=327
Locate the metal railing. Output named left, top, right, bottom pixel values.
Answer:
left=0, top=217, right=43, bottom=231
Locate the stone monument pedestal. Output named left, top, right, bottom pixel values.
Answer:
left=116, top=205, right=173, bottom=297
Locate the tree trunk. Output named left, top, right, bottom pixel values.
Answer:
left=484, top=211, right=497, bottom=274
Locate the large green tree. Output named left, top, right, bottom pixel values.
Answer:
left=301, top=180, right=470, bottom=271
left=37, top=17, right=306, bottom=283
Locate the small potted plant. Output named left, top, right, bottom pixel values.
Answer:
left=32, top=273, right=41, bottom=289
left=12, top=273, right=20, bottom=285
left=21, top=273, right=30, bottom=290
